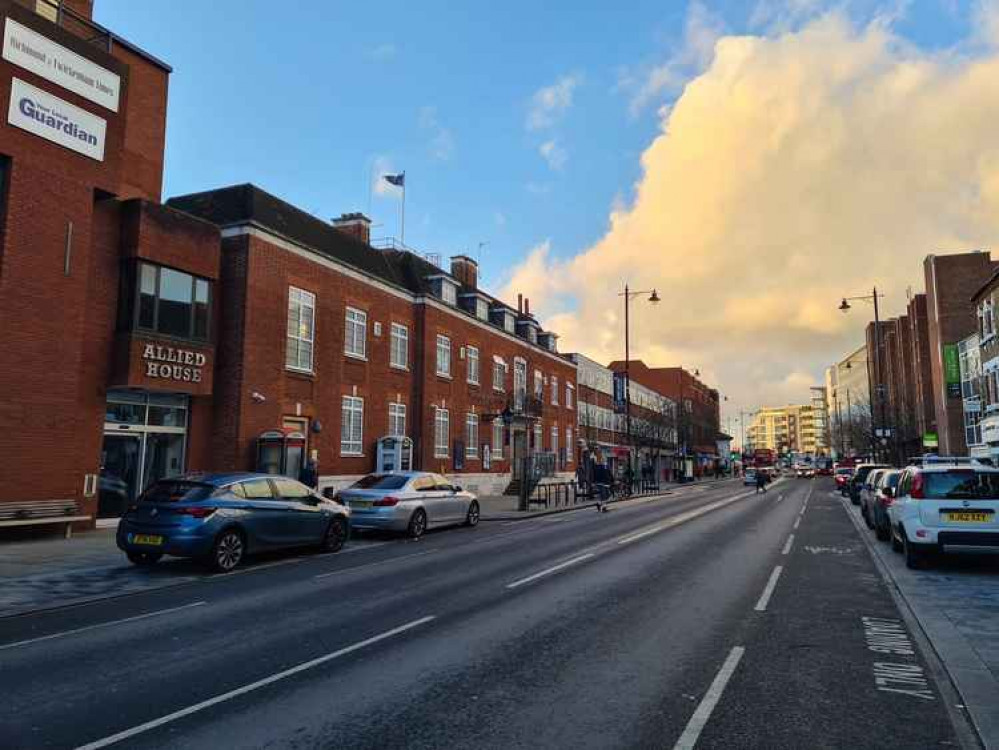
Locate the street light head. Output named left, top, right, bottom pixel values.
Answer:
left=648, top=289, right=661, bottom=304
left=839, top=298, right=851, bottom=313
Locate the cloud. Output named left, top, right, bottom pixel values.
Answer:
left=539, top=139, right=567, bottom=170
left=502, top=12, right=999, bottom=410
left=525, top=181, right=552, bottom=195
left=526, top=74, right=582, bottom=131
left=367, top=43, right=397, bottom=61
left=620, top=2, right=725, bottom=116
left=494, top=211, right=507, bottom=227
left=418, top=106, right=455, bottom=161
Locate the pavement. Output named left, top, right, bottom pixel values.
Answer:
left=840, top=487, right=999, bottom=750
left=0, top=477, right=984, bottom=749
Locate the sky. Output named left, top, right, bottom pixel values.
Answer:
left=97, top=0, right=997, bottom=426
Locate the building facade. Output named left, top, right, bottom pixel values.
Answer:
left=957, top=333, right=987, bottom=459
left=971, top=269, right=999, bottom=461
left=825, top=344, right=871, bottom=458
left=746, top=404, right=825, bottom=458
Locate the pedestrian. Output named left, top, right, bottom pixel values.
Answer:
left=594, top=463, right=613, bottom=512
left=299, top=456, right=319, bottom=490
left=755, top=469, right=767, bottom=494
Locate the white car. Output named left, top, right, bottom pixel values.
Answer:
left=888, top=458, right=999, bottom=569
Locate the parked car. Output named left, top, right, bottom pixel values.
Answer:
left=859, top=468, right=887, bottom=529
left=888, top=458, right=999, bottom=569
left=834, top=467, right=854, bottom=495
left=866, top=469, right=901, bottom=542
left=848, top=464, right=889, bottom=505
left=743, top=470, right=758, bottom=486
left=117, top=472, right=350, bottom=572
left=336, top=471, right=479, bottom=539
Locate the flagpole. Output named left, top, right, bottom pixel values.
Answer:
left=400, top=171, right=406, bottom=246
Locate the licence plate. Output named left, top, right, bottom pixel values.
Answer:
left=351, top=501, right=372, bottom=509
left=132, top=534, right=164, bottom=546
left=944, top=511, right=992, bottom=523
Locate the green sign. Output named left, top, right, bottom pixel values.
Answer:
left=922, top=432, right=939, bottom=448
left=944, top=344, right=961, bottom=385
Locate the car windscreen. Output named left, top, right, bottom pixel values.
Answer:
left=139, top=481, right=213, bottom=503
left=835, top=468, right=852, bottom=475
left=884, top=473, right=901, bottom=488
left=924, top=471, right=999, bottom=500
left=351, top=474, right=409, bottom=490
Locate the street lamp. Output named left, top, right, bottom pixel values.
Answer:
left=619, top=285, right=661, bottom=480
left=839, top=288, right=888, bottom=461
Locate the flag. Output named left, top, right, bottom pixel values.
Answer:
left=383, top=173, right=405, bottom=187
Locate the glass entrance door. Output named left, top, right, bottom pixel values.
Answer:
left=100, top=434, right=142, bottom=518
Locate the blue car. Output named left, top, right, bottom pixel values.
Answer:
left=117, top=472, right=351, bottom=572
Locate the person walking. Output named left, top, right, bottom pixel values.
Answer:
left=755, top=469, right=768, bottom=494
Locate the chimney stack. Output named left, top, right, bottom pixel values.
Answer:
left=450, top=255, right=478, bottom=290
left=332, top=212, right=372, bottom=245
left=518, top=294, right=523, bottom=314
left=525, top=298, right=531, bottom=316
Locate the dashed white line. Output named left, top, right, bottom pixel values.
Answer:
left=671, top=646, right=746, bottom=750
left=616, top=492, right=753, bottom=546
left=754, top=565, right=784, bottom=612
left=776, top=494, right=783, bottom=503
left=73, top=615, right=437, bottom=750
left=781, top=534, right=795, bottom=556
left=506, top=553, right=595, bottom=589
left=0, top=601, right=207, bottom=651
left=793, top=517, right=801, bottom=529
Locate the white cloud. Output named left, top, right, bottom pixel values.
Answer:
left=620, top=2, right=725, bottom=116
left=418, top=106, right=455, bottom=161
left=503, top=12, right=999, bottom=409
left=525, top=182, right=552, bottom=195
left=539, top=139, right=567, bottom=170
left=526, top=74, right=583, bottom=131
left=367, top=43, right=397, bottom=61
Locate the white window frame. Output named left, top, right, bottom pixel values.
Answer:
left=503, top=312, right=515, bottom=333
left=533, top=422, right=543, bottom=451
left=551, top=375, right=559, bottom=405
left=467, top=346, right=480, bottom=385
left=436, top=335, right=452, bottom=377
left=566, top=382, right=574, bottom=410
left=565, top=427, right=573, bottom=463
left=286, top=286, right=315, bottom=373
left=551, top=425, right=558, bottom=462
left=465, top=413, right=479, bottom=458
left=344, top=307, right=367, bottom=359
left=492, top=420, right=504, bottom=461
left=534, top=369, right=543, bottom=399
left=390, top=323, right=409, bottom=370
left=340, top=396, right=364, bottom=456
left=388, top=402, right=406, bottom=437
left=441, top=280, right=458, bottom=306
left=475, top=299, right=489, bottom=321
left=492, top=357, right=506, bottom=392
left=434, top=407, right=450, bottom=458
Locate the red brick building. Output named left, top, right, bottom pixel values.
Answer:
left=0, top=0, right=575, bottom=528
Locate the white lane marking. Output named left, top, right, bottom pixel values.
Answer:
left=506, top=553, right=595, bottom=589
left=776, top=494, right=783, bottom=503
left=0, top=601, right=207, bottom=652
left=340, top=541, right=393, bottom=554
left=672, top=646, right=746, bottom=750
left=313, top=548, right=438, bottom=579
left=615, top=492, right=753, bottom=546
left=781, top=534, right=795, bottom=556
left=754, top=565, right=784, bottom=612
left=74, top=615, right=436, bottom=750
left=793, top=517, right=801, bottom=529
left=543, top=515, right=571, bottom=523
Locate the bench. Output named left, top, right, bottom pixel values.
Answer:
left=0, top=500, right=91, bottom=539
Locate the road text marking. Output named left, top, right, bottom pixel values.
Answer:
left=506, top=553, right=595, bottom=589
left=781, top=534, right=795, bottom=556
left=0, top=601, right=207, bottom=652
left=754, top=565, right=783, bottom=612
left=74, top=615, right=437, bottom=750
left=672, top=646, right=746, bottom=750
left=861, top=616, right=915, bottom=656
left=873, top=662, right=935, bottom=701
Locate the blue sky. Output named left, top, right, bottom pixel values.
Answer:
left=95, top=1, right=973, bottom=293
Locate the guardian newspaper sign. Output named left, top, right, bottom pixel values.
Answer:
left=8, top=78, right=106, bottom=161
left=2, top=18, right=120, bottom=111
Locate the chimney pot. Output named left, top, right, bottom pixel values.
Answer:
left=518, top=294, right=523, bottom=314
left=525, top=298, right=531, bottom=316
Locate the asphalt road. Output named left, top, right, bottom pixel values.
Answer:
left=0, top=479, right=977, bottom=749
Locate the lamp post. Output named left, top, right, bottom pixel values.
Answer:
left=619, top=285, right=661, bottom=481
left=840, top=289, right=887, bottom=461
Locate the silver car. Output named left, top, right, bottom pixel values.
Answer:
left=336, top=472, right=480, bottom=539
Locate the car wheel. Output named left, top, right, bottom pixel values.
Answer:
left=407, top=509, right=427, bottom=539
left=321, top=517, right=348, bottom=553
left=127, top=551, right=162, bottom=566
left=464, top=500, right=480, bottom=527
left=890, top=524, right=904, bottom=553
left=850, top=494, right=860, bottom=506
left=210, top=528, right=245, bottom=573
left=903, top=532, right=928, bottom=570
left=875, top=518, right=889, bottom=542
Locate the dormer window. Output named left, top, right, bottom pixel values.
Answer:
left=476, top=298, right=489, bottom=321
left=429, top=276, right=459, bottom=306
left=504, top=312, right=515, bottom=333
